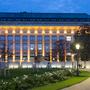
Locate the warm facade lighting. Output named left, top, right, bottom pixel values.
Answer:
left=50, top=30, right=52, bottom=34
left=27, top=30, right=30, bottom=34
left=57, top=30, right=60, bottom=34
left=12, top=30, right=15, bottom=34
left=64, top=30, right=67, bottom=34
left=35, top=30, right=37, bottom=34
left=71, top=30, right=74, bottom=34
left=20, top=30, right=23, bottom=34
left=42, top=30, right=45, bottom=34
left=5, top=30, right=8, bottom=34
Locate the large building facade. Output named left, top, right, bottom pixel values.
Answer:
left=0, top=13, right=90, bottom=68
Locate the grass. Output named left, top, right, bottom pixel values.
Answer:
left=32, top=71, right=90, bottom=90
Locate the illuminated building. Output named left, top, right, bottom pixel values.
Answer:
left=0, top=12, right=90, bottom=68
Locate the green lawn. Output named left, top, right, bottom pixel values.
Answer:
left=32, top=71, right=90, bottom=90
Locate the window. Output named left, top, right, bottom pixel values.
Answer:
left=30, top=35, right=35, bottom=41
left=30, top=44, right=35, bottom=50
left=23, top=30, right=27, bottom=34
left=59, top=36, right=65, bottom=40
left=44, top=36, right=50, bottom=41
left=8, top=35, right=13, bottom=41
left=45, top=30, right=49, bottom=33
left=38, top=30, right=42, bottom=33
left=22, top=36, right=28, bottom=41
left=52, top=36, right=57, bottom=41
left=45, top=44, right=50, bottom=51
left=16, top=30, right=20, bottom=33
left=52, top=30, right=56, bottom=34
left=60, top=30, right=64, bottom=33
left=67, top=30, right=71, bottom=34
left=15, top=43, right=20, bottom=50
left=38, top=44, right=42, bottom=50
left=30, top=30, right=34, bottom=34
left=15, top=35, right=20, bottom=41
left=37, top=36, right=42, bottom=41
left=66, top=36, right=72, bottom=41
left=23, top=44, right=27, bottom=50
left=0, top=35, right=5, bottom=40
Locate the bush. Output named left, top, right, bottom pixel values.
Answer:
left=0, top=69, right=74, bottom=90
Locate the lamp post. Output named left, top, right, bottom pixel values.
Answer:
left=75, top=44, right=80, bottom=76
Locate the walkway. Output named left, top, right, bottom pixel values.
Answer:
left=62, top=78, right=90, bottom=90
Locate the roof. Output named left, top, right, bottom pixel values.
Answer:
left=0, top=12, right=90, bottom=19
left=0, top=12, right=90, bottom=22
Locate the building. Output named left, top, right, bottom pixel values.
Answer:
left=0, top=12, right=90, bottom=68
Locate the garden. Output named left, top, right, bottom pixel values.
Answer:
left=0, top=68, right=90, bottom=90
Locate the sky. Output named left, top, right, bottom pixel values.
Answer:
left=0, top=0, right=90, bottom=14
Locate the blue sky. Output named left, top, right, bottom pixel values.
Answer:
left=0, top=0, right=90, bottom=14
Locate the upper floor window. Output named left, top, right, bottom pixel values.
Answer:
left=22, top=36, right=28, bottom=41
left=30, top=30, right=34, bottom=34
left=60, top=30, right=64, bottom=33
left=52, top=30, right=57, bottom=34
left=16, top=30, right=20, bottom=33
left=8, top=35, right=13, bottom=41
left=30, top=35, right=35, bottom=41
left=45, top=30, right=49, bottom=33
left=44, top=35, right=50, bottom=41
left=0, top=35, right=5, bottom=41
left=15, top=35, right=20, bottom=41
left=59, top=36, right=65, bottom=40
left=37, top=36, right=42, bottom=41
left=38, top=30, right=42, bottom=34
left=52, top=36, right=57, bottom=41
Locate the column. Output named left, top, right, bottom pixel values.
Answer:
left=35, top=30, right=38, bottom=56
left=64, top=30, right=67, bottom=62
left=50, top=31, right=52, bottom=62
left=42, top=31, right=45, bottom=57
left=20, top=30, right=23, bottom=65
left=13, top=30, right=15, bottom=62
left=27, top=31, right=30, bottom=62
left=5, top=30, right=8, bottom=63
left=57, top=30, right=60, bottom=62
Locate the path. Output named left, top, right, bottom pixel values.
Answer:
left=62, top=78, right=90, bottom=90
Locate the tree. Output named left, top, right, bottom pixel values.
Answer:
left=74, top=24, right=90, bottom=68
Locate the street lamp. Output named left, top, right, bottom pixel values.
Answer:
left=75, top=44, right=80, bottom=76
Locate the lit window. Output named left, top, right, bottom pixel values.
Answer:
left=52, top=36, right=57, bottom=41
left=30, top=35, right=35, bottom=41
left=66, top=36, right=72, bottom=41
left=44, top=36, right=50, bottom=41
left=37, top=36, right=42, bottom=41
left=8, top=35, right=13, bottom=41
left=59, top=36, right=65, bottom=40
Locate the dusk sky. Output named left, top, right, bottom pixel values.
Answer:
left=0, top=0, right=90, bottom=14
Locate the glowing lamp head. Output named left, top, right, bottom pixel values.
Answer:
left=76, top=44, right=80, bottom=50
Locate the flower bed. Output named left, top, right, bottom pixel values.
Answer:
left=0, top=69, right=75, bottom=90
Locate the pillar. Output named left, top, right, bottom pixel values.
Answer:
left=27, top=30, right=30, bottom=62
left=50, top=31, right=52, bottom=62
left=42, top=31, right=45, bottom=57
left=13, top=30, right=15, bottom=62
left=35, top=30, right=38, bottom=56
left=20, top=30, right=23, bottom=66
left=57, top=30, right=60, bottom=62
left=5, top=30, right=8, bottom=63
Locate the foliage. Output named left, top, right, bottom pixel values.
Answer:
left=74, top=24, right=90, bottom=61
left=32, top=71, right=90, bottom=90
left=0, top=69, right=74, bottom=90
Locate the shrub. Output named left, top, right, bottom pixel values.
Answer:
left=0, top=69, right=74, bottom=90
